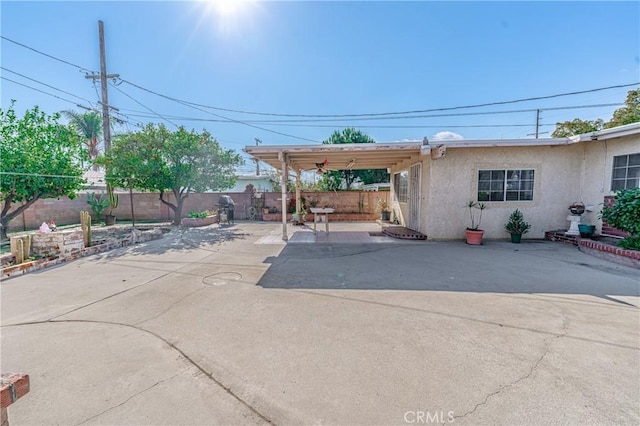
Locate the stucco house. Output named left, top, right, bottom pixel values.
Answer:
left=245, top=122, right=639, bottom=241
left=228, top=173, right=274, bottom=193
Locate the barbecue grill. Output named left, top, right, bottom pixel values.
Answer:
left=217, top=195, right=235, bottom=224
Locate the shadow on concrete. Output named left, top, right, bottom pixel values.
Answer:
left=95, top=224, right=250, bottom=260
left=257, top=241, right=640, bottom=305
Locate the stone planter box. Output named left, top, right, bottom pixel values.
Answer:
left=31, top=230, right=84, bottom=257
left=181, top=215, right=218, bottom=227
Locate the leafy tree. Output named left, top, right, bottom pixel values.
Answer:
left=0, top=103, right=85, bottom=240
left=320, top=128, right=389, bottom=190
left=551, top=89, right=640, bottom=137
left=551, top=118, right=603, bottom=138
left=604, top=89, right=640, bottom=129
left=99, top=124, right=242, bottom=225
left=64, top=110, right=102, bottom=170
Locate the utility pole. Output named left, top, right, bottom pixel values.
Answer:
left=535, top=109, right=540, bottom=139
left=254, top=138, right=262, bottom=175
left=85, top=20, right=119, bottom=152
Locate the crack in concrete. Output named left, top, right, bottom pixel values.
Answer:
left=453, top=340, right=552, bottom=422
left=75, top=366, right=194, bottom=425
left=133, top=287, right=206, bottom=326
left=44, top=249, right=216, bottom=323
left=453, top=300, right=571, bottom=422
left=3, top=319, right=275, bottom=425
left=294, top=290, right=636, bottom=350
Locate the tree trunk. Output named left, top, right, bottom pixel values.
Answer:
left=158, top=190, right=188, bottom=226
left=1, top=195, right=40, bottom=242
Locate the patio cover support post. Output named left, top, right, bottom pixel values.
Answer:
left=279, top=153, right=288, bottom=241
left=295, top=170, right=301, bottom=219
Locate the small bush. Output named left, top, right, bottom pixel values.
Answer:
left=187, top=210, right=208, bottom=219
left=617, top=236, right=640, bottom=251
left=600, top=188, right=640, bottom=250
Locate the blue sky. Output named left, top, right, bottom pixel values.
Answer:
left=2, top=1, right=639, bottom=166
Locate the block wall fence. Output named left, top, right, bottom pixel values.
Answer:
left=8, top=191, right=390, bottom=232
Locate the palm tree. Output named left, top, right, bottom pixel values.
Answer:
left=64, top=110, right=103, bottom=170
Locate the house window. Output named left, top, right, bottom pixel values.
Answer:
left=477, top=169, right=534, bottom=202
left=612, top=153, right=640, bottom=190
left=394, top=171, right=408, bottom=203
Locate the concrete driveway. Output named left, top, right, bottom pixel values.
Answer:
left=1, top=223, right=638, bottom=425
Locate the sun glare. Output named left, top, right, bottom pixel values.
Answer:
left=204, top=0, right=252, bottom=18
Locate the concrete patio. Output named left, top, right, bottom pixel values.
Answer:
left=1, top=222, right=638, bottom=425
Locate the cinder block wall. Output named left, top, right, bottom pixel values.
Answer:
left=8, top=191, right=389, bottom=232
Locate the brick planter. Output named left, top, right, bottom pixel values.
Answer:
left=545, top=229, right=639, bottom=269
left=181, top=215, right=218, bottom=227
left=579, top=239, right=640, bottom=269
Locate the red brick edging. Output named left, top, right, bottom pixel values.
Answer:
left=1, top=373, right=30, bottom=408
left=578, top=239, right=640, bottom=269
left=545, top=229, right=639, bottom=269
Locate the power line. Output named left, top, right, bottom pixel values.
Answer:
left=0, top=35, right=95, bottom=73
left=109, top=83, right=180, bottom=128
left=121, top=102, right=624, bottom=125
left=2, top=35, right=635, bottom=121
left=119, top=79, right=320, bottom=143
left=120, top=78, right=638, bottom=118
left=1, top=76, right=92, bottom=110
left=0, top=171, right=85, bottom=179
left=0, top=66, right=96, bottom=105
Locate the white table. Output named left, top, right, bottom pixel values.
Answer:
left=310, top=208, right=334, bottom=234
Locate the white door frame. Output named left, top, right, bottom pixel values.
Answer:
left=408, top=162, right=421, bottom=231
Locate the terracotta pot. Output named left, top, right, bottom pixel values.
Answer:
left=465, top=229, right=484, bottom=245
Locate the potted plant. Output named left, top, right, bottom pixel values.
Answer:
left=295, top=206, right=307, bottom=225
left=263, top=206, right=270, bottom=216
left=465, top=201, right=487, bottom=245
left=578, top=224, right=596, bottom=238
left=105, top=183, right=119, bottom=226
left=504, top=209, right=531, bottom=243
left=377, top=199, right=391, bottom=221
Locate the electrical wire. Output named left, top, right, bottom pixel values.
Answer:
left=0, top=171, right=85, bottom=179
left=1, top=76, right=92, bottom=110
left=109, top=83, right=179, bottom=129
left=117, top=79, right=321, bottom=143
left=121, top=78, right=638, bottom=118
left=0, top=35, right=96, bottom=74
left=3, top=35, right=635, bottom=121
left=1, top=66, right=95, bottom=105
left=120, top=102, right=623, bottom=127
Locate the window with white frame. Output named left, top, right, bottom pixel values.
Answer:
left=477, top=169, right=534, bottom=202
left=611, top=153, right=640, bottom=191
left=394, top=171, right=408, bottom=203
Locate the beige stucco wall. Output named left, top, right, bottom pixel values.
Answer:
left=581, top=134, right=640, bottom=233
left=391, top=143, right=598, bottom=240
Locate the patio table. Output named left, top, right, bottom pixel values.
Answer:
left=310, top=208, right=335, bottom=234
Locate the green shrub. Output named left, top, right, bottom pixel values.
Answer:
left=617, top=236, right=640, bottom=251
left=187, top=210, right=208, bottom=219
left=600, top=188, right=640, bottom=250
left=87, top=193, right=110, bottom=217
